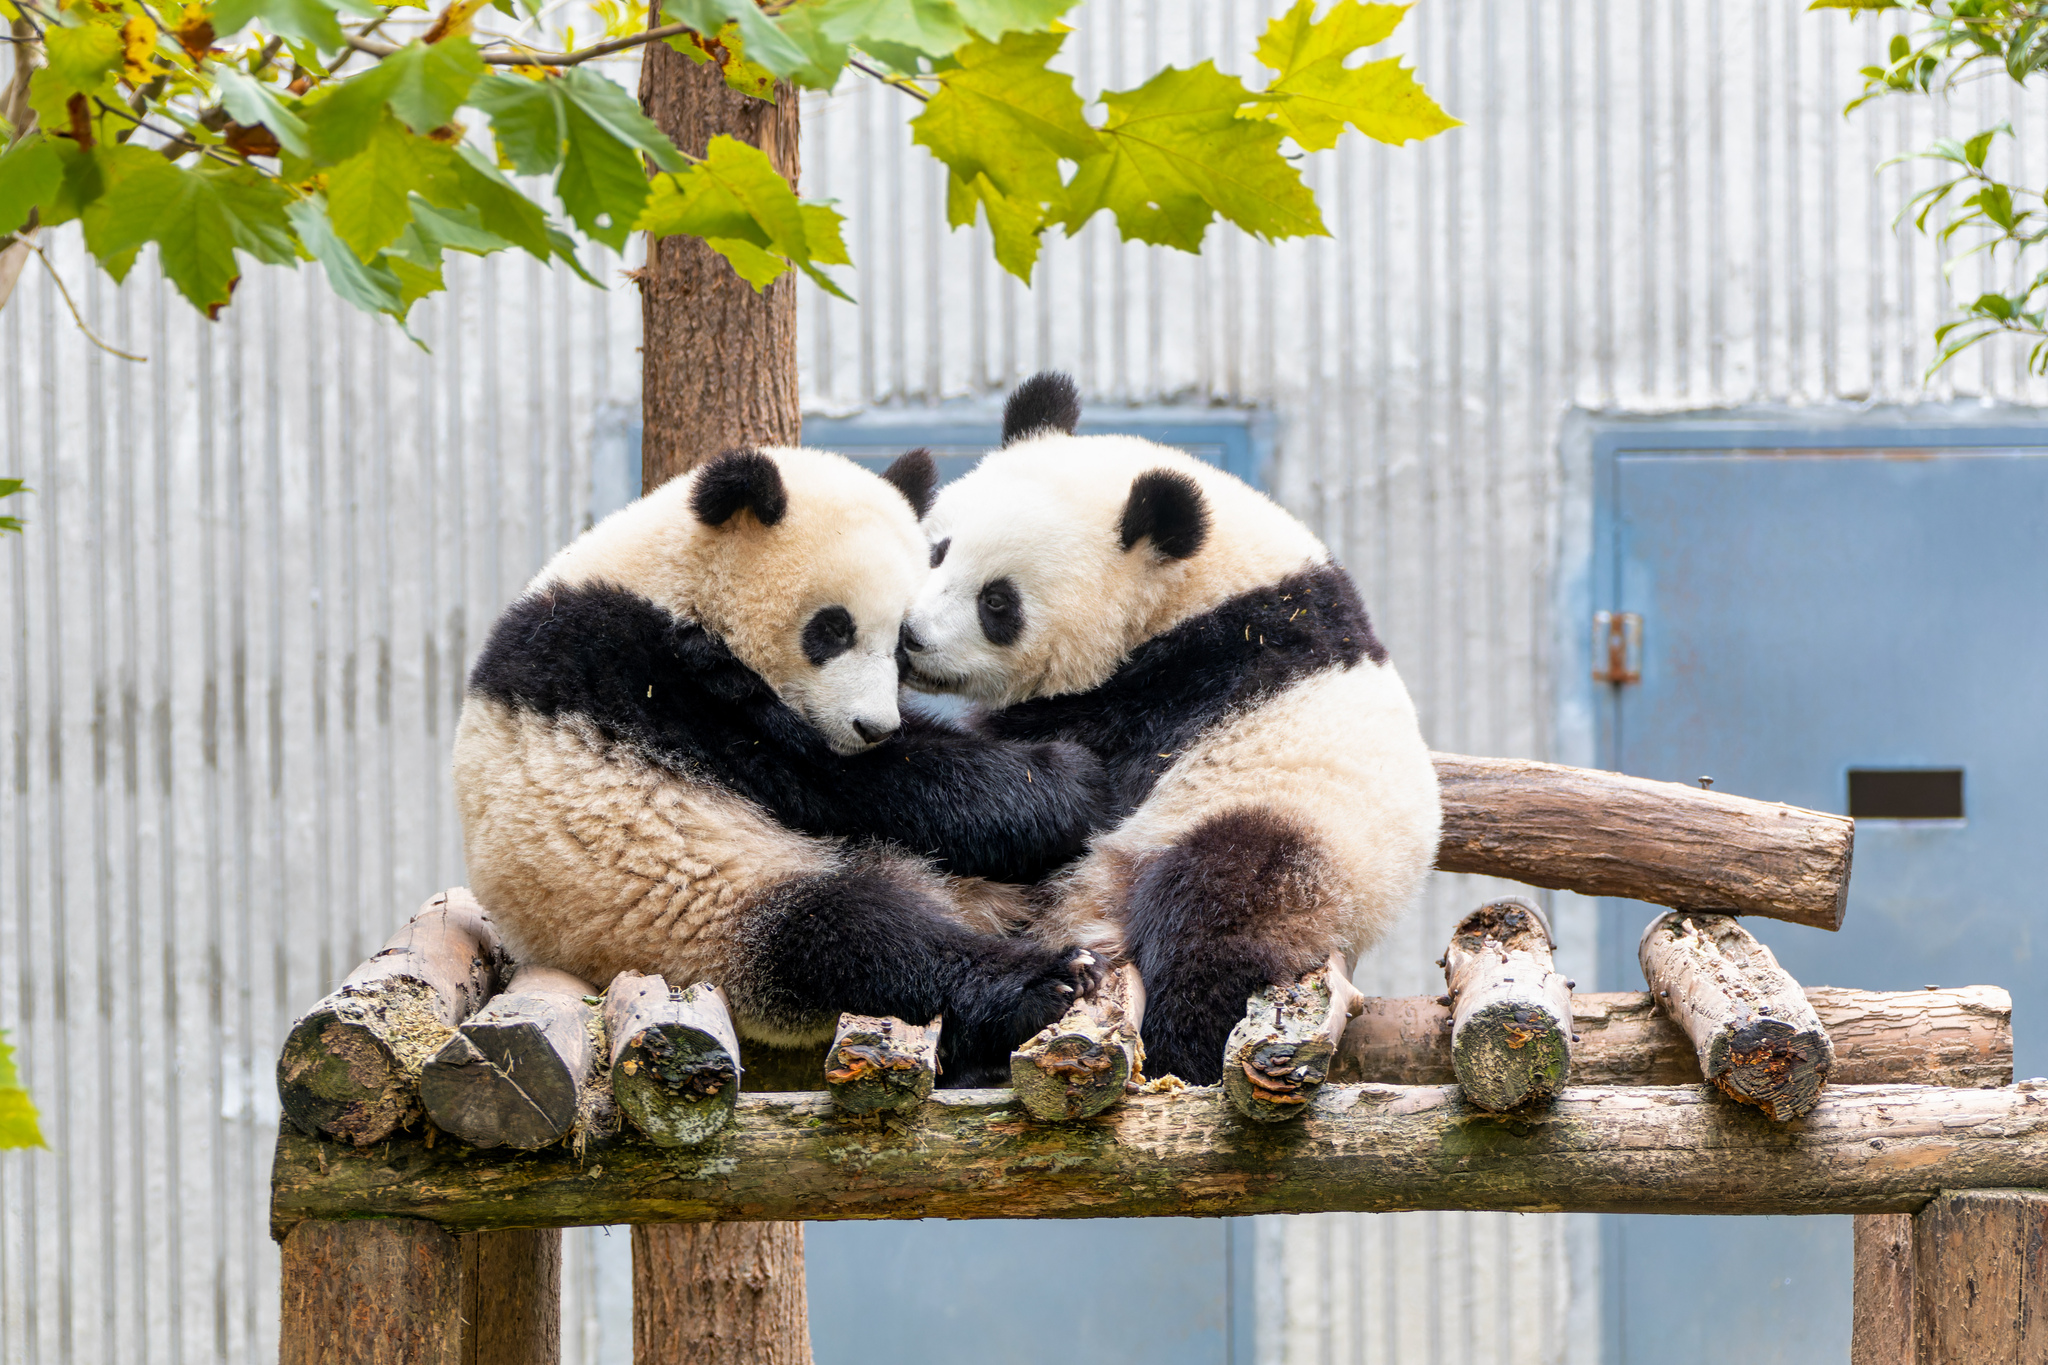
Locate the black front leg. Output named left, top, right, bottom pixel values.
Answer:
left=733, top=855, right=1103, bottom=1086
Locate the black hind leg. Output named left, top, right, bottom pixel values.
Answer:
left=1121, top=810, right=1332, bottom=1085
left=732, top=854, right=1102, bottom=1087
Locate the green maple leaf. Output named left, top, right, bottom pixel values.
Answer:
left=637, top=133, right=851, bottom=298
left=0, top=133, right=62, bottom=236
left=451, top=144, right=554, bottom=257
left=946, top=168, right=1043, bottom=279
left=1062, top=62, right=1326, bottom=250
left=27, top=23, right=124, bottom=139
left=1254, top=0, right=1458, bottom=151
left=813, top=0, right=966, bottom=56
left=287, top=196, right=406, bottom=317
left=212, top=0, right=350, bottom=51
left=0, top=482, right=27, bottom=538
left=951, top=0, right=1076, bottom=39
left=911, top=31, right=1097, bottom=203
left=557, top=107, right=651, bottom=249
left=662, top=0, right=815, bottom=82
left=326, top=117, right=463, bottom=260
left=79, top=143, right=180, bottom=279
left=0, top=1031, right=45, bottom=1149
left=75, top=152, right=294, bottom=314
left=213, top=66, right=313, bottom=160
left=468, top=73, right=567, bottom=174
left=559, top=68, right=684, bottom=172
left=304, top=39, right=484, bottom=163
left=766, top=5, right=851, bottom=87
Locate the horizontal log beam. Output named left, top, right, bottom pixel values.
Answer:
left=270, top=1080, right=2048, bottom=1236
left=1431, top=753, right=1855, bottom=930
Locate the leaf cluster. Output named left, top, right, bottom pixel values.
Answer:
left=0, top=1029, right=45, bottom=1149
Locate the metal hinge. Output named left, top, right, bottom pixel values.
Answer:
left=1592, top=611, right=1642, bottom=684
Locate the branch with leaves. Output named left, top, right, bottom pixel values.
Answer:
left=0, top=0, right=1453, bottom=341
left=1816, top=0, right=2048, bottom=374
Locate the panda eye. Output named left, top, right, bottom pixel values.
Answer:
left=979, top=584, right=1011, bottom=614
left=802, top=606, right=857, bottom=666
left=930, top=538, right=951, bottom=568
left=976, top=577, right=1024, bottom=647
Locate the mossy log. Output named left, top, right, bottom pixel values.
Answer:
left=1640, top=912, right=1836, bottom=1121
left=1222, top=954, right=1365, bottom=1124
left=605, top=973, right=741, bottom=1146
left=275, top=889, right=503, bottom=1146
left=825, top=1013, right=940, bottom=1116
left=1011, top=964, right=1144, bottom=1122
left=1335, top=986, right=2012, bottom=1090
left=1443, top=898, right=1575, bottom=1113
left=1432, top=752, right=1855, bottom=931
left=419, top=965, right=601, bottom=1150
left=271, top=1080, right=2048, bottom=1235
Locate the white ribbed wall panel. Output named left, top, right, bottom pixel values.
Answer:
left=6, top=2, right=2048, bottom=1361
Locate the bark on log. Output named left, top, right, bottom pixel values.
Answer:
left=277, top=890, right=503, bottom=1146
left=604, top=973, right=741, bottom=1146
left=1442, top=898, right=1575, bottom=1113
left=1011, top=964, right=1144, bottom=1122
left=1334, top=986, right=2012, bottom=1090
left=826, top=1013, right=940, bottom=1116
left=632, top=1222, right=811, bottom=1365
left=1913, top=1189, right=2048, bottom=1363
left=1853, top=1213, right=1916, bottom=1365
left=1223, top=955, right=1364, bottom=1123
left=1640, top=912, right=1836, bottom=1121
left=1431, top=753, right=1855, bottom=931
left=419, top=965, right=600, bottom=1150
left=461, top=1229, right=561, bottom=1365
left=270, top=1082, right=2048, bottom=1232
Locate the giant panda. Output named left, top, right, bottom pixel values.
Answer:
left=453, top=444, right=1107, bottom=1084
left=899, top=374, right=1442, bottom=1084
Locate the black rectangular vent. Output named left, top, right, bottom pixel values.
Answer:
left=1848, top=769, right=1964, bottom=820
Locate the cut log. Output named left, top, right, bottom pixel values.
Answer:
left=1011, top=964, right=1144, bottom=1122
left=276, top=889, right=503, bottom=1146
left=1334, top=985, right=2012, bottom=1090
left=420, top=965, right=600, bottom=1150
left=1912, top=1189, right=2048, bottom=1362
left=270, top=1080, right=2048, bottom=1232
left=1432, top=752, right=1855, bottom=931
left=1442, top=898, right=1575, bottom=1113
left=1222, top=953, right=1365, bottom=1124
left=1639, top=912, right=1836, bottom=1121
left=605, top=973, right=742, bottom=1147
left=826, top=1014, right=940, bottom=1116
left=1853, top=1213, right=1915, bottom=1365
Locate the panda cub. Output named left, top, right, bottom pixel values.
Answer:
left=453, top=445, right=1106, bottom=1084
left=901, top=374, right=1442, bottom=1084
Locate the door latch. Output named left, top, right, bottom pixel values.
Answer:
left=1592, top=611, right=1642, bottom=684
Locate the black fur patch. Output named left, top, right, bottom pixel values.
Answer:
left=691, top=448, right=788, bottom=527
left=880, top=447, right=938, bottom=518
left=1002, top=371, right=1081, bottom=445
left=468, top=580, right=1108, bottom=883
left=929, top=537, right=950, bottom=568
left=1120, top=469, right=1209, bottom=560
left=735, top=853, right=1101, bottom=1085
left=976, top=576, right=1024, bottom=646
left=984, top=563, right=1387, bottom=818
left=1119, top=810, right=1330, bottom=1084
left=801, top=606, right=856, bottom=666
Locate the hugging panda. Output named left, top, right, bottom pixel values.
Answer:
left=902, top=374, right=1442, bottom=1083
left=453, top=445, right=1106, bottom=1084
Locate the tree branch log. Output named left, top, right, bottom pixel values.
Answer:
left=1222, top=955, right=1363, bottom=1123
left=606, top=973, right=742, bottom=1146
left=1011, top=964, right=1143, bottom=1122
left=1335, top=986, right=2012, bottom=1090
left=1431, top=753, right=1855, bottom=930
left=420, top=965, right=601, bottom=1150
left=826, top=1014, right=940, bottom=1116
left=1443, top=898, right=1575, bottom=1113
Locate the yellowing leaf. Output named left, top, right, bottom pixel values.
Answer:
left=812, top=0, right=966, bottom=57
left=27, top=23, right=125, bottom=143
left=0, top=1031, right=44, bottom=1150
left=950, top=0, right=1074, bottom=39
left=636, top=133, right=851, bottom=298
left=1062, top=62, right=1325, bottom=251
left=664, top=21, right=776, bottom=100
left=121, top=15, right=165, bottom=81
left=1254, top=0, right=1457, bottom=151
left=946, top=168, right=1043, bottom=279
left=911, top=30, right=1097, bottom=203
left=326, top=116, right=462, bottom=259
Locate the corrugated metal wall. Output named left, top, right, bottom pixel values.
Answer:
left=6, top=1, right=2048, bottom=1361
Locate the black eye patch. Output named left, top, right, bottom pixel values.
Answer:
left=976, top=577, right=1024, bottom=646
left=930, top=537, right=951, bottom=568
left=802, top=606, right=857, bottom=666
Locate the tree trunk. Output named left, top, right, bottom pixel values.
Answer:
left=636, top=37, right=809, bottom=1365
left=1853, top=1213, right=1915, bottom=1365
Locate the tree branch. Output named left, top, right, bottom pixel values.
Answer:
left=25, top=244, right=148, bottom=362
left=347, top=22, right=698, bottom=66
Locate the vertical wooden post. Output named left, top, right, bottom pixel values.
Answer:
left=280, top=1217, right=562, bottom=1365
left=1852, top=1213, right=1915, bottom=1365
left=1912, top=1190, right=2048, bottom=1363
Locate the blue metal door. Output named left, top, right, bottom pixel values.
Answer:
left=1588, top=428, right=2048, bottom=1364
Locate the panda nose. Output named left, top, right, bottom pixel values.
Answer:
left=899, top=621, right=926, bottom=653
left=852, top=717, right=898, bottom=745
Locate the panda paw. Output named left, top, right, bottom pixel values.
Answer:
left=1009, top=945, right=1107, bottom=1040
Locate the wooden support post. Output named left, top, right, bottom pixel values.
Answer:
left=1639, top=911, right=1836, bottom=1121
left=1852, top=1213, right=1915, bottom=1365
left=1442, top=897, right=1575, bottom=1113
left=277, top=890, right=502, bottom=1146
left=420, top=965, right=600, bottom=1149
left=279, top=1217, right=559, bottom=1365
left=1011, top=963, right=1144, bottom=1122
left=1852, top=1184, right=2048, bottom=1364
left=1334, top=985, right=2012, bottom=1089
left=826, top=1013, right=940, bottom=1116
left=1222, top=953, right=1364, bottom=1124
left=1432, top=752, right=1856, bottom=930
left=604, top=972, right=741, bottom=1146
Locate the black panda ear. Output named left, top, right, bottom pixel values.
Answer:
left=1001, top=371, right=1081, bottom=446
left=879, top=447, right=938, bottom=519
left=691, top=448, right=788, bottom=528
left=1120, top=469, right=1209, bottom=561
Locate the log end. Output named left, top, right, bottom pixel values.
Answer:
left=826, top=1015, right=939, bottom=1117
left=1707, top=1017, right=1837, bottom=1122
left=1010, top=1006, right=1135, bottom=1123
left=275, top=981, right=454, bottom=1147
left=1450, top=998, right=1574, bottom=1113
left=615, top=1023, right=741, bottom=1145
left=1223, top=973, right=1339, bottom=1124
left=419, top=1023, right=581, bottom=1150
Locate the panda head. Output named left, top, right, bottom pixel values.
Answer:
left=538, top=444, right=938, bottom=755
left=902, top=373, right=1328, bottom=707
